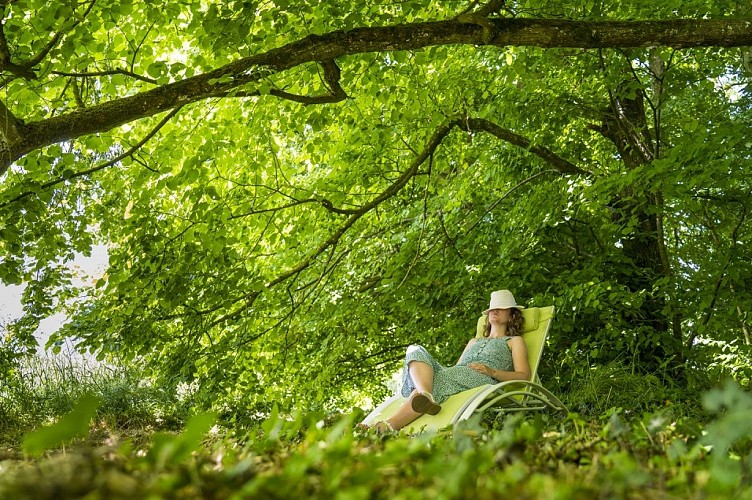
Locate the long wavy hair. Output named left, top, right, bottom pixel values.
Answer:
left=484, top=308, right=524, bottom=337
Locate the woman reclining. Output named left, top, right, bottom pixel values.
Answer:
left=365, top=289, right=531, bottom=433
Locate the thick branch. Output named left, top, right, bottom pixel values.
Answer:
left=5, top=17, right=752, bottom=173
left=462, top=117, right=589, bottom=176
left=0, top=107, right=182, bottom=208
left=0, top=98, right=22, bottom=166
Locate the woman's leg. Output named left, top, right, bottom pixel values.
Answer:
left=408, top=360, right=435, bottom=395
left=378, top=362, right=435, bottom=431
left=368, top=347, right=441, bottom=431
left=385, top=390, right=424, bottom=430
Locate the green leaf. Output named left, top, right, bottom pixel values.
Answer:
left=148, top=412, right=217, bottom=468
left=22, top=393, right=100, bottom=456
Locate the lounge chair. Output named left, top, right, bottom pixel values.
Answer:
left=361, top=306, right=567, bottom=433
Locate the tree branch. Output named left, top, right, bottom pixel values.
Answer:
left=475, top=0, right=507, bottom=17
left=24, top=0, right=97, bottom=70
left=51, top=68, right=158, bottom=85
left=5, top=17, right=751, bottom=172
left=206, top=114, right=584, bottom=326
left=686, top=200, right=749, bottom=349
left=462, top=117, right=589, bottom=176
left=0, top=107, right=182, bottom=208
left=463, top=169, right=564, bottom=237
left=1, top=0, right=97, bottom=80
left=212, top=59, right=348, bottom=105
left=0, top=18, right=35, bottom=79
left=208, top=120, right=458, bottom=327
left=0, top=97, right=22, bottom=167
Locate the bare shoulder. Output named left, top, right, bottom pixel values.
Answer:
left=508, top=336, right=527, bottom=349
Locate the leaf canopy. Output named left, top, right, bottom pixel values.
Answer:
left=2, top=0, right=751, bottom=411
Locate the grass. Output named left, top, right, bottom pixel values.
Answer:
left=1, top=352, right=190, bottom=445
left=1, top=405, right=750, bottom=499
left=1, top=353, right=751, bottom=499
left=565, top=362, right=667, bottom=414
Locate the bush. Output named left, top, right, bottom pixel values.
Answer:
left=565, top=362, right=668, bottom=417
left=3, top=397, right=751, bottom=500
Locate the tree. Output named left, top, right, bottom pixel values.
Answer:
left=2, top=0, right=751, bottom=410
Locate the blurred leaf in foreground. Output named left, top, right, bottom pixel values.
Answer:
left=147, top=412, right=217, bottom=469
left=22, top=393, right=100, bottom=457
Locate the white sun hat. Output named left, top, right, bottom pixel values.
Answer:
left=483, top=289, right=525, bottom=314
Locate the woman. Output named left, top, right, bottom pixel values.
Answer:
left=367, top=289, right=531, bottom=432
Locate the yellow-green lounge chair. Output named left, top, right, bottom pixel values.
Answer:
left=361, top=306, right=566, bottom=433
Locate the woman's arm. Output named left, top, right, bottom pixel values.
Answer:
left=506, top=335, right=531, bottom=380
left=469, top=336, right=531, bottom=381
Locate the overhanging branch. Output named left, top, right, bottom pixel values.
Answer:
left=207, top=120, right=458, bottom=327
left=0, top=107, right=182, bottom=208
left=462, top=117, right=589, bottom=176
left=205, top=115, right=585, bottom=327
left=5, top=17, right=752, bottom=173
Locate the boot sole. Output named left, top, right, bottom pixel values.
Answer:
left=411, top=393, right=441, bottom=415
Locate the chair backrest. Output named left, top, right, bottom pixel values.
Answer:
left=475, top=306, right=555, bottom=383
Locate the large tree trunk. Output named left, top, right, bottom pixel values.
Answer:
left=598, top=85, right=685, bottom=376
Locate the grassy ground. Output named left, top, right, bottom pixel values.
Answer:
left=1, top=356, right=750, bottom=499
left=0, top=408, right=749, bottom=499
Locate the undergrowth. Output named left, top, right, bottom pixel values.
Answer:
left=0, top=382, right=750, bottom=499
left=1, top=352, right=750, bottom=499
left=0, top=353, right=190, bottom=444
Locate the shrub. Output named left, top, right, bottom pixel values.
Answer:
left=565, top=362, right=668, bottom=417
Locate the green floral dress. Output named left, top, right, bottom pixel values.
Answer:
left=400, top=337, right=514, bottom=403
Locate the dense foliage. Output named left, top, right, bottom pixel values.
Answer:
left=1, top=381, right=751, bottom=499
left=1, top=0, right=751, bottom=419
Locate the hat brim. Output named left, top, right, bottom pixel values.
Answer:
left=483, top=305, right=525, bottom=314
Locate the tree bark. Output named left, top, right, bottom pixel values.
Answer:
left=3, top=17, right=752, bottom=173
left=596, top=80, right=687, bottom=376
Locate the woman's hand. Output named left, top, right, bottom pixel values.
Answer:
left=468, top=362, right=495, bottom=379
